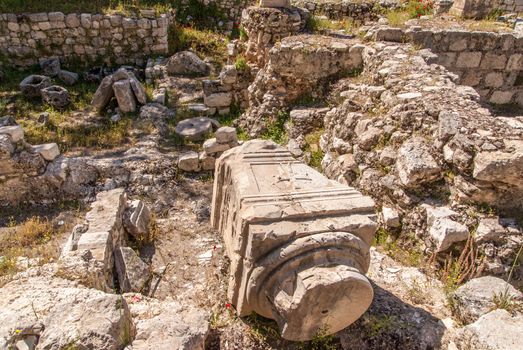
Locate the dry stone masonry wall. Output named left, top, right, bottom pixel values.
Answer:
left=0, top=12, right=171, bottom=66
left=371, top=26, right=523, bottom=106
left=292, top=0, right=398, bottom=20
left=451, top=0, right=523, bottom=18
left=211, top=139, right=377, bottom=341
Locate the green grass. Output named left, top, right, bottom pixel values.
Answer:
left=169, top=25, right=227, bottom=64
left=306, top=16, right=360, bottom=34
left=260, top=110, right=289, bottom=145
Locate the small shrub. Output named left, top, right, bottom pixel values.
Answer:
left=261, top=110, right=289, bottom=145
left=239, top=26, right=248, bottom=41
left=234, top=56, right=248, bottom=71
left=3, top=217, right=55, bottom=248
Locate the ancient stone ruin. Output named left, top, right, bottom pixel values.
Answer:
left=1, top=0, right=523, bottom=349
left=212, top=140, right=377, bottom=340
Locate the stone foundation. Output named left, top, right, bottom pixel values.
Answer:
left=211, top=139, right=377, bottom=341
left=0, top=12, right=171, bottom=67
left=450, top=0, right=523, bottom=18
left=371, top=26, right=523, bottom=106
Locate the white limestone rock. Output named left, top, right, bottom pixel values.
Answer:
left=115, top=247, right=150, bottom=293
left=113, top=79, right=137, bottom=113
left=31, top=143, right=60, bottom=161
left=178, top=151, right=200, bottom=172
left=0, top=125, right=24, bottom=142
left=452, top=276, right=523, bottom=324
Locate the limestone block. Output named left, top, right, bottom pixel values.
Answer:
left=456, top=52, right=482, bottom=68
left=91, top=75, right=114, bottom=112
left=199, top=152, right=216, bottom=170
left=204, top=92, right=232, bottom=108
left=473, top=140, right=523, bottom=188
left=427, top=217, right=469, bottom=252
left=203, top=138, right=230, bottom=154
left=259, top=0, right=292, bottom=8
left=211, top=140, right=377, bottom=341
left=489, top=90, right=514, bottom=104
left=178, top=151, right=200, bottom=172
left=0, top=125, right=24, bottom=142
left=396, top=138, right=442, bottom=187
left=129, top=76, right=147, bottom=105
left=382, top=207, right=400, bottom=227
left=454, top=310, right=523, bottom=350
left=215, top=126, right=238, bottom=144
left=113, top=79, right=137, bottom=113
left=452, top=276, right=522, bottom=324
left=32, top=143, right=60, bottom=161
left=115, top=246, right=150, bottom=293
left=123, top=199, right=151, bottom=241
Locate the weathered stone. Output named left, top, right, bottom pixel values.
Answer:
left=199, top=152, right=216, bottom=170
left=454, top=309, right=523, bottom=350
left=382, top=207, right=400, bottom=228
left=39, top=57, right=60, bottom=76
left=41, top=85, right=71, bottom=108
left=113, top=79, right=137, bottom=113
left=473, top=140, right=523, bottom=189
left=178, top=151, right=200, bottom=172
left=453, top=276, right=523, bottom=324
left=219, top=65, right=238, bottom=85
left=166, top=51, right=210, bottom=76
left=396, top=138, right=441, bottom=187
left=259, top=0, right=291, bottom=8
left=0, top=115, right=17, bottom=127
left=476, top=217, right=511, bottom=242
left=31, top=143, right=60, bottom=161
left=57, top=70, right=79, bottom=85
left=124, top=296, right=209, bottom=350
left=203, top=138, right=231, bottom=154
left=427, top=217, right=469, bottom=252
left=0, top=275, right=134, bottom=350
left=123, top=199, right=151, bottom=242
left=0, top=125, right=24, bottom=142
left=19, top=75, right=51, bottom=98
left=204, top=92, right=232, bottom=108
left=212, top=140, right=377, bottom=341
left=215, top=126, right=238, bottom=144
left=92, top=75, right=114, bottom=112
left=115, top=247, right=150, bottom=293
left=175, top=117, right=219, bottom=141
left=130, top=77, right=147, bottom=105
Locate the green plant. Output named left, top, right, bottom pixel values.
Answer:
left=308, top=327, right=338, bottom=350
left=234, top=56, right=248, bottom=71
left=239, top=26, right=248, bottom=41
left=491, top=244, right=523, bottom=314
left=363, top=314, right=403, bottom=337
left=168, top=25, right=227, bottom=64
left=441, top=235, right=482, bottom=295
left=261, top=110, right=289, bottom=145
left=245, top=313, right=280, bottom=342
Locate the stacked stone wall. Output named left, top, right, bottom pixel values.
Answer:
left=0, top=12, right=171, bottom=67
left=373, top=27, right=523, bottom=105
left=451, top=0, right=523, bottom=18
left=292, top=0, right=398, bottom=20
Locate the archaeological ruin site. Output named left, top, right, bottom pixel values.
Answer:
left=1, top=0, right=523, bottom=349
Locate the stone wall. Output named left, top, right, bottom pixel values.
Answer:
left=371, top=26, right=523, bottom=105
left=292, top=0, right=398, bottom=20
left=451, top=0, right=523, bottom=18
left=0, top=12, right=171, bottom=67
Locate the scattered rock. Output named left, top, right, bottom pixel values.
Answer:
left=113, top=79, right=137, bottom=113
left=427, top=217, right=469, bottom=252
left=166, top=51, right=210, bottom=76
left=178, top=151, right=200, bottom=172
left=115, top=247, right=150, bottom=293
left=0, top=115, right=17, bottom=127
left=452, top=276, right=523, bottom=324
left=382, top=207, right=400, bottom=227
left=215, top=126, right=238, bottom=144
left=19, top=75, right=51, bottom=98
left=41, top=85, right=71, bottom=108
left=175, top=117, right=219, bottom=141
left=39, top=57, right=61, bottom=76
left=91, top=75, right=115, bottom=112
left=396, top=138, right=441, bottom=187
left=58, top=70, right=79, bottom=85
left=31, top=143, right=60, bottom=161
left=0, top=125, right=24, bottom=142
left=124, top=200, right=151, bottom=242
left=454, top=309, right=523, bottom=350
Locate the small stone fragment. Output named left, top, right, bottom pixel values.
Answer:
left=20, top=75, right=51, bottom=98
left=115, top=246, right=150, bottom=293
left=123, top=200, right=151, bottom=242
left=113, top=79, right=137, bottom=113
left=32, top=143, right=60, bottom=161
left=215, top=126, right=238, bottom=144
left=92, top=75, right=114, bottom=112
left=58, top=70, right=79, bottom=85
left=166, top=51, right=210, bottom=76
left=0, top=125, right=24, bottom=142
left=41, top=85, right=71, bottom=108
left=178, top=151, right=200, bottom=172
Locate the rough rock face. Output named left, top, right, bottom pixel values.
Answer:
left=241, top=6, right=309, bottom=66
left=240, top=35, right=364, bottom=136
left=454, top=309, right=523, bottom=350
left=166, top=51, right=210, bottom=76
left=0, top=274, right=134, bottom=350
left=124, top=295, right=209, bottom=350
left=91, top=68, right=147, bottom=113
left=452, top=276, right=523, bottom=324
left=115, top=247, right=150, bottom=293
left=175, top=117, right=219, bottom=141
left=321, top=43, right=523, bottom=212
left=212, top=139, right=377, bottom=341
